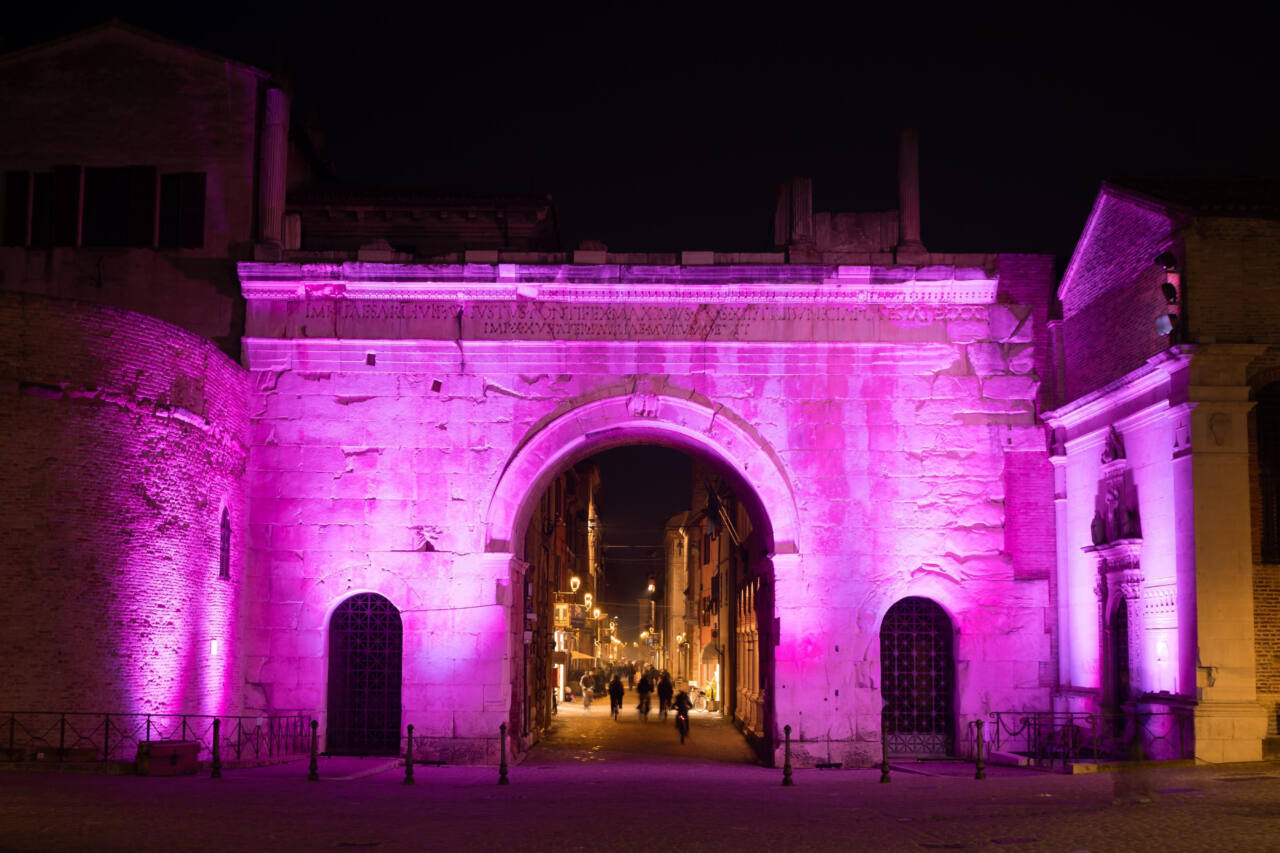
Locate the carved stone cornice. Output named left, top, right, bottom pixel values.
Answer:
left=1083, top=538, right=1143, bottom=573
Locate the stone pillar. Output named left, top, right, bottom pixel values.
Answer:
left=1189, top=346, right=1269, bottom=762
left=896, top=128, right=926, bottom=259
left=258, top=87, right=289, bottom=251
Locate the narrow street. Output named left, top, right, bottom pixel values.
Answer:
left=527, top=688, right=757, bottom=766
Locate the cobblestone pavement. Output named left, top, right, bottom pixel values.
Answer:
left=2, top=696, right=1280, bottom=852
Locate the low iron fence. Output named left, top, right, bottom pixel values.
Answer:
left=1, top=711, right=313, bottom=764
left=960, top=708, right=1193, bottom=769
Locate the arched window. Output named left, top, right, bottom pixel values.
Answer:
left=1259, top=383, right=1280, bottom=563
left=219, top=507, right=231, bottom=580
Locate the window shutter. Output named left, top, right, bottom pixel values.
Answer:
left=52, top=165, right=81, bottom=247
left=127, top=166, right=157, bottom=247
left=3, top=171, right=29, bottom=246
left=179, top=172, right=205, bottom=248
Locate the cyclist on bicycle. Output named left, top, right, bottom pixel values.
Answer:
left=635, top=672, right=653, bottom=719
left=657, top=672, right=674, bottom=721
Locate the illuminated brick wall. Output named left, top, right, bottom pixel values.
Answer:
left=1058, top=193, right=1175, bottom=402
left=0, top=292, right=248, bottom=714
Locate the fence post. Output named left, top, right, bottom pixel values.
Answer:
left=498, top=723, right=509, bottom=785
left=880, top=718, right=891, bottom=783
left=146, top=715, right=152, bottom=745
left=782, top=724, right=794, bottom=786
left=211, top=718, right=222, bottom=779
left=103, top=715, right=111, bottom=762
left=307, top=720, right=319, bottom=782
left=182, top=716, right=188, bottom=742
left=403, top=724, right=414, bottom=786
left=7, top=714, right=12, bottom=753
left=236, top=718, right=243, bottom=761
left=974, top=720, right=986, bottom=780
left=58, top=714, right=66, bottom=761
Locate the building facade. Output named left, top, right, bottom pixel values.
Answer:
left=1045, top=179, right=1280, bottom=762
left=2, top=26, right=1275, bottom=770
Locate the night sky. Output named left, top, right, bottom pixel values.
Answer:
left=7, top=6, right=1275, bottom=261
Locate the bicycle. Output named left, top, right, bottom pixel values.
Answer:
left=675, top=707, right=690, bottom=743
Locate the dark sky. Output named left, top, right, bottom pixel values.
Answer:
left=7, top=5, right=1276, bottom=260
left=591, top=446, right=692, bottom=640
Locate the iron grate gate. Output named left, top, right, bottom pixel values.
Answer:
left=880, top=596, right=955, bottom=756
left=327, top=593, right=402, bottom=756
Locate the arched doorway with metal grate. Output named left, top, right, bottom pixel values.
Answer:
left=880, top=596, right=956, bottom=756
left=326, top=592, right=403, bottom=756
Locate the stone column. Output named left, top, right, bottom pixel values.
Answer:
left=1189, top=345, right=1269, bottom=762
left=896, top=128, right=926, bottom=259
left=258, top=87, right=290, bottom=251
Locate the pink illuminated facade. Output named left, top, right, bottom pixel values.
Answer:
left=234, top=257, right=1055, bottom=766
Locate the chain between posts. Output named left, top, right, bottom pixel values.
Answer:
left=782, top=724, right=793, bottom=786
left=211, top=718, right=222, bottom=779
left=498, top=723, right=509, bottom=785
left=307, top=719, right=319, bottom=781
left=403, top=724, right=414, bottom=786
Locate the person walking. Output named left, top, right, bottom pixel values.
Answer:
left=608, top=674, right=625, bottom=720
left=579, top=670, right=595, bottom=710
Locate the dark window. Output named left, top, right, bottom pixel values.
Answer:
left=82, top=166, right=155, bottom=247
left=1260, top=383, right=1280, bottom=562
left=5, top=170, right=64, bottom=247
left=219, top=508, right=231, bottom=580
left=159, top=172, right=205, bottom=248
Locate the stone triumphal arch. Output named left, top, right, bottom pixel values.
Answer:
left=238, top=256, right=1053, bottom=766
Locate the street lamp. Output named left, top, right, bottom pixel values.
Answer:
left=569, top=575, right=581, bottom=593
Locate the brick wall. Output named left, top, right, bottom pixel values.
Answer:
left=1059, top=194, right=1175, bottom=401
left=1186, top=218, right=1280, bottom=344
left=0, top=292, right=248, bottom=714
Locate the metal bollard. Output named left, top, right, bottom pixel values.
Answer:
left=880, top=719, right=891, bottom=783
left=974, top=720, right=986, bottom=780
left=211, top=718, right=222, bottom=779
left=403, top=724, right=415, bottom=786
left=498, top=723, right=510, bottom=785
left=307, top=720, right=319, bottom=782
left=782, top=724, right=794, bottom=786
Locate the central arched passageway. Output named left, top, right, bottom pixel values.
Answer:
left=489, top=394, right=792, bottom=766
